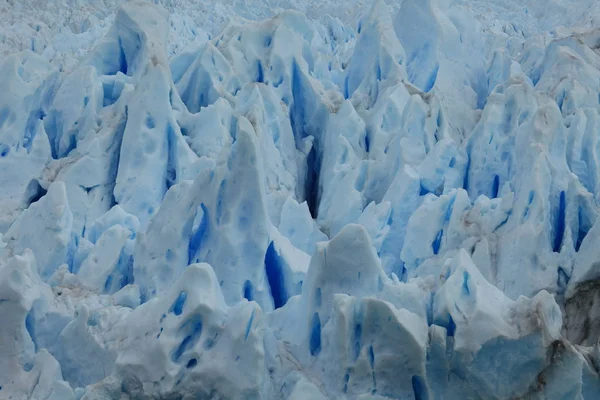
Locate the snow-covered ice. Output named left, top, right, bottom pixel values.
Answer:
left=1, top=0, right=600, bottom=398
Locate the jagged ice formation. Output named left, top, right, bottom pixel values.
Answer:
left=1, top=0, right=600, bottom=399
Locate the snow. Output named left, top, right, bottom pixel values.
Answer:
left=1, top=0, right=600, bottom=398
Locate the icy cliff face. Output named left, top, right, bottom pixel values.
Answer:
left=1, top=0, right=600, bottom=399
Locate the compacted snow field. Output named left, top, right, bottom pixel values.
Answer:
left=1, top=0, right=600, bottom=398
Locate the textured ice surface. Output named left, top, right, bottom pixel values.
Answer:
left=1, top=0, right=600, bottom=399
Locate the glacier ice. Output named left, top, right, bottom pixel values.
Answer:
left=1, top=0, right=600, bottom=398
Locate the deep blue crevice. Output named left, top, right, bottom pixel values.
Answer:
left=171, top=51, right=197, bottom=85
left=243, top=280, right=254, bottom=301
left=492, top=175, right=500, bottom=198
left=518, top=111, right=529, bottom=126
left=23, top=109, right=45, bottom=151
left=24, top=179, right=47, bottom=207
left=432, top=229, right=443, bottom=255
left=343, top=76, right=350, bottom=99
left=65, top=233, right=77, bottom=274
left=423, top=64, right=439, bottom=92
left=118, top=254, right=134, bottom=289
left=117, top=37, right=128, bottom=75
left=165, top=124, right=178, bottom=191
left=305, top=145, right=321, bottom=218
left=368, top=345, right=375, bottom=369
left=215, top=180, right=226, bottom=225
left=462, top=272, right=470, bottom=296
left=0, top=143, right=9, bottom=157
left=462, top=154, right=471, bottom=192
left=343, top=372, right=350, bottom=393
left=171, top=316, right=203, bottom=362
left=256, top=61, right=264, bottom=83
left=557, top=267, right=570, bottom=291
left=556, top=90, right=566, bottom=112
left=444, top=194, right=456, bottom=223
left=438, top=314, right=457, bottom=337
left=412, top=375, right=429, bottom=400
left=398, top=262, right=408, bottom=283
left=107, top=108, right=128, bottom=210
left=290, top=61, right=307, bottom=145
left=245, top=309, right=255, bottom=340
left=290, top=61, right=323, bottom=218
left=182, top=66, right=218, bottom=113
left=495, top=210, right=511, bottom=231
left=264, top=241, right=289, bottom=309
left=530, top=67, right=541, bottom=86
left=353, top=323, right=363, bottom=361
left=188, top=204, right=209, bottom=264
left=170, top=291, right=187, bottom=316
left=103, top=275, right=113, bottom=293
left=523, top=191, right=535, bottom=220
left=63, top=132, right=78, bottom=157
left=447, top=315, right=456, bottom=336
left=309, top=312, right=322, bottom=356
left=553, top=191, right=566, bottom=252
left=186, top=358, right=197, bottom=369
left=101, top=77, right=126, bottom=107
left=576, top=205, right=591, bottom=252
left=25, top=308, right=38, bottom=352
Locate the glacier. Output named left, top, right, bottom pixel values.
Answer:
left=1, top=0, right=600, bottom=398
